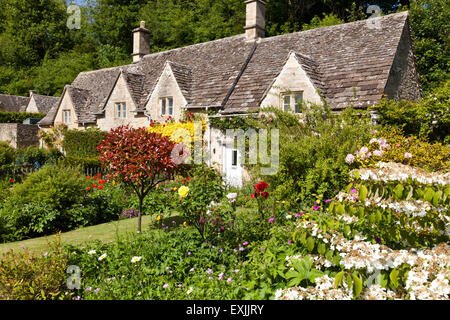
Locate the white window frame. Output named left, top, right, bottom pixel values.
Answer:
left=281, top=92, right=304, bottom=114
left=115, top=103, right=127, bottom=118
left=160, top=97, right=173, bottom=116
left=62, top=110, right=71, bottom=124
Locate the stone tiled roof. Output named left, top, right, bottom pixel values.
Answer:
left=32, top=94, right=60, bottom=114
left=44, top=11, right=415, bottom=124
left=0, top=94, right=29, bottom=113
left=224, top=12, right=410, bottom=112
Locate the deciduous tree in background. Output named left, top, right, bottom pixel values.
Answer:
left=97, top=125, right=185, bottom=233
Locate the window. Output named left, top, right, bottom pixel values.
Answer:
left=63, top=110, right=71, bottom=124
left=160, top=97, right=173, bottom=116
left=231, top=150, right=238, bottom=166
left=115, top=103, right=127, bottom=118
left=281, top=92, right=303, bottom=114
left=283, top=95, right=291, bottom=112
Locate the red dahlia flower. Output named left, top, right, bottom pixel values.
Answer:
left=261, top=191, right=269, bottom=199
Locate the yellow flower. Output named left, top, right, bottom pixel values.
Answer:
left=173, top=187, right=178, bottom=191
left=183, top=221, right=188, bottom=227
left=156, top=215, right=162, bottom=221
left=178, top=186, right=190, bottom=198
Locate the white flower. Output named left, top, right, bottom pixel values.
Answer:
left=88, top=250, right=96, bottom=255
left=186, top=287, right=194, bottom=295
left=131, top=256, right=142, bottom=263
left=404, top=152, right=413, bottom=159
left=226, top=193, right=237, bottom=202
left=98, top=253, right=107, bottom=261
left=286, top=214, right=292, bottom=220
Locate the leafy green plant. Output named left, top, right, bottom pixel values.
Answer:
left=0, top=235, right=71, bottom=300
left=177, top=165, right=225, bottom=240
left=284, top=257, right=324, bottom=287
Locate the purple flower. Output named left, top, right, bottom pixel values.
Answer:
left=268, top=217, right=274, bottom=223
left=351, top=188, right=358, bottom=193
left=227, top=277, right=232, bottom=283
left=94, top=288, right=100, bottom=294
left=85, top=287, right=92, bottom=292
left=242, top=242, right=249, bottom=246
left=206, top=268, right=213, bottom=274
left=189, top=268, right=195, bottom=272
left=187, top=252, right=191, bottom=256
left=375, top=236, right=381, bottom=244
left=260, top=248, right=265, bottom=251
left=178, top=284, right=182, bottom=288
left=295, top=213, right=303, bottom=218
left=325, top=199, right=332, bottom=203
left=313, top=205, right=320, bottom=211
left=288, top=240, right=292, bottom=244
left=218, top=273, right=224, bottom=280
left=74, top=296, right=80, bottom=300
left=163, top=284, right=169, bottom=289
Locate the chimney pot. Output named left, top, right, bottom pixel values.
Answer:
left=245, top=0, right=266, bottom=41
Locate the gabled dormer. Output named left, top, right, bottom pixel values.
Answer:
left=260, top=51, right=323, bottom=114
left=95, top=69, right=148, bottom=131
left=144, top=61, right=191, bottom=122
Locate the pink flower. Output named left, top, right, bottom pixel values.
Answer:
left=345, top=154, right=355, bottom=164
left=242, top=242, right=249, bottom=246
left=268, top=217, right=274, bottom=223
left=373, top=150, right=383, bottom=157
left=163, top=284, right=169, bottom=289
left=227, top=277, right=232, bottom=283
left=404, top=152, right=412, bottom=159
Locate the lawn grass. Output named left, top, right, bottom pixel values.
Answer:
left=0, top=215, right=156, bottom=255
left=0, top=207, right=254, bottom=256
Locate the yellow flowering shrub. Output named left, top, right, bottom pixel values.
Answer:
left=147, top=119, right=206, bottom=144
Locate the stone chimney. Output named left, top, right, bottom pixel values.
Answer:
left=244, top=0, right=266, bottom=41
left=132, top=21, right=151, bottom=63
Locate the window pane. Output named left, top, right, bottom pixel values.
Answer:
left=295, top=93, right=303, bottom=113
left=122, top=103, right=126, bottom=118
left=283, top=95, right=291, bottom=112
left=232, top=150, right=238, bottom=166
left=116, top=104, right=121, bottom=117
left=161, top=99, right=166, bottom=115
left=168, top=98, right=173, bottom=115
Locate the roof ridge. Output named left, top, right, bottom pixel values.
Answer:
left=141, top=34, right=246, bottom=61
left=260, top=11, right=409, bottom=43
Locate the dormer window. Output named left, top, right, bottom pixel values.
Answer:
left=115, top=103, right=127, bottom=118
left=281, top=92, right=303, bottom=113
left=63, top=110, right=71, bottom=124
left=160, top=97, right=173, bottom=116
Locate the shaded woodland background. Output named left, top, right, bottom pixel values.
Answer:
left=0, top=0, right=447, bottom=96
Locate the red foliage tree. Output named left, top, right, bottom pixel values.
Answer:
left=97, top=125, right=185, bottom=233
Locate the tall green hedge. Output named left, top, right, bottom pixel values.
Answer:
left=62, top=128, right=107, bottom=158
left=0, top=111, right=46, bottom=123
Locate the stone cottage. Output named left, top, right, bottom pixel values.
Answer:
left=0, top=92, right=59, bottom=148
left=38, top=1, right=422, bottom=186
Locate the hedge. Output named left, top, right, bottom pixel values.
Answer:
left=0, top=111, right=46, bottom=123
left=62, top=128, right=106, bottom=158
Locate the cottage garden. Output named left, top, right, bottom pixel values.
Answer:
left=0, top=100, right=449, bottom=300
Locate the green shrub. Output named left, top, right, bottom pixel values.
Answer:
left=373, top=80, right=450, bottom=144
left=15, top=146, right=63, bottom=167
left=0, top=142, right=15, bottom=167
left=62, top=128, right=107, bottom=158
left=248, top=105, right=373, bottom=207
left=177, top=165, right=225, bottom=240
left=128, top=187, right=175, bottom=217
left=12, top=203, right=59, bottom=238
left=0, top=111, right=46, bottom=124
left=0, top=235, right=71, bottom=300
left=62, top=156, right=102, bottom=169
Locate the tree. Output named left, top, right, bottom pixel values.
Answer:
left=97, top=126, right=185, bottom=233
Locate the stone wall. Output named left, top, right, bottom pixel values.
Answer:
left=0, top=123, right=40, bottom=148
left=384, top=18, right=422, bottom=101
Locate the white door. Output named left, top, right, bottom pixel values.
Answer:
left=223, top=146, right=242, bottom=188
